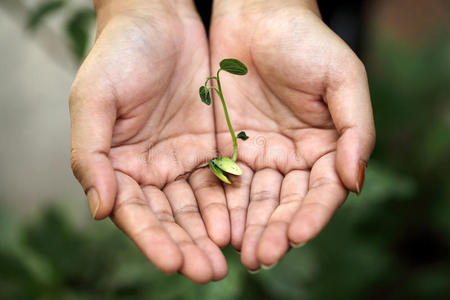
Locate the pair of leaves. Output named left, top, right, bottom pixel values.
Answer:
left=209, top=156, right=243, bottom=184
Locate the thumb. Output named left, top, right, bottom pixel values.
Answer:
left=69, top=77, right=117, bottom=219
left=325, top=58, right=376, bottom=195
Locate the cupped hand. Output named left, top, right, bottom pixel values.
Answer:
left=210, top=0, right=375, bottom=270
left=69, top=1, right=229, bottom=283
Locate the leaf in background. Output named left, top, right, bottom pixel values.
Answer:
left=255, top=248, right=316, bottom=300
left=220, top=58, right=248, bottom=75
left=65, top=7, right=96, bottom=62
left=199, top=247, right=246, bottom=300
left=0, top=250, right=35, bottom=300
left=27, top=0, right=66, bottom=30
left=345, top=160, right=416, bottom=206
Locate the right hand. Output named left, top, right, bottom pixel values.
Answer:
left=69, top=0, right=229, bottom=283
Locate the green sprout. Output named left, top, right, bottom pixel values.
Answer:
left=199, top=58, right=249, bottom=184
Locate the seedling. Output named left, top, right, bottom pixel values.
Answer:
left=199, top=58, right=249, bottom=184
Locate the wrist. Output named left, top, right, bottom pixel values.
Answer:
left=94, top=0, right=197, bottom=28
left=212, top=0, right=320, bottom=19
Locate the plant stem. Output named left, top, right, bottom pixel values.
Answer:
left=204, top=76, right=217, bottom=87
left=216, top=68, right=238, bottom=161
left=207, top=86, right=220, bottom=95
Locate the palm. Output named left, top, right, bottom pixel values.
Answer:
left=210, top=6, right=362, bottom=269
left=72, top=14, right=228, bottom=282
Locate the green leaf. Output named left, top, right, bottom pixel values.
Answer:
left=213, top=156, right=242, bottom=176
left=220, top=58, right=248, bottom=75
left=65, top=8, right=96, bottom=62
left=199, top=86, right=211, bottom=105
left=27, top=0, right=66, bottom=30
left=237, top=131, right=249, bottom=141
left=209, top=160, right=231, bottom=184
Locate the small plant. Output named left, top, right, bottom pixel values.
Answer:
left=199, top=58, right=249, bottom=184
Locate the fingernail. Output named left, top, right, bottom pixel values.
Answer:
left=290, top=242, right=306, bottom=248
left=87, top=188, right=101, bottom=219
left=261, top=262, right=277, bottom=270
left=248, top=268, right=260, bottom=274
left=356, top=161, right=367, bottom=196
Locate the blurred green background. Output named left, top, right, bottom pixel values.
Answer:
left=0, top=0, right=449, bottom=299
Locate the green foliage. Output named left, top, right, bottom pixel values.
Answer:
left=65, top=8, right=96, bottom=61
left=0, top=204, right=256, bottom=299
left=3, top=154, right=448, bottom=300
left=27, top=0, right=66, bottom=30
left=27, top=0, right=95, bottom=62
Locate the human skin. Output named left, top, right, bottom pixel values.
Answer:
left=70, top=0, right=376, bottom=281
left=209, top=0, right=375, bottom=271
left=69, top=0, right=230, bottom=283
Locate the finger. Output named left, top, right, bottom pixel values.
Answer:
left=288, top=152, right=348, bottom=246
left=164, top=180, right=227, bottom=281
left=189, top=167, right=230, bottom=247
left=241, top=169, right=283, bottom=271
left=69, top=81, right=116, bottom=219
left=142, top=185, right=214, bottom=284
left=257, top=170, right=309, bottom=267
left=111, top=171, right=182, bottom=274
left=224, top=162, right=254, bottom=251
left=325, top=56, right=375, bottom=194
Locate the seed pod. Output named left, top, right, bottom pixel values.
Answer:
left=213, top=156, right=243, bottom=175
left=209, top=160, right=231, bottom=184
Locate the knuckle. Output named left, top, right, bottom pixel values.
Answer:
left=353, top=56, right=367, bottom=76
left=368, top=128, right=376, bottom=148
left=68, top=82, right=81, bottom=109
left=70, top=149, right=82, bottom=181
left=334, top=51, right=367, bottom=82
left=70, top=147, right=87, bottom=185
left=114, top=197, right=148, bottom=215
left=175, top=204, right=199, bottom=216
left=251, top=190, right=278, bottom=203
left=191, top=176, right=218, bottom=192
left=154, top=210, right=175, bottom=223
